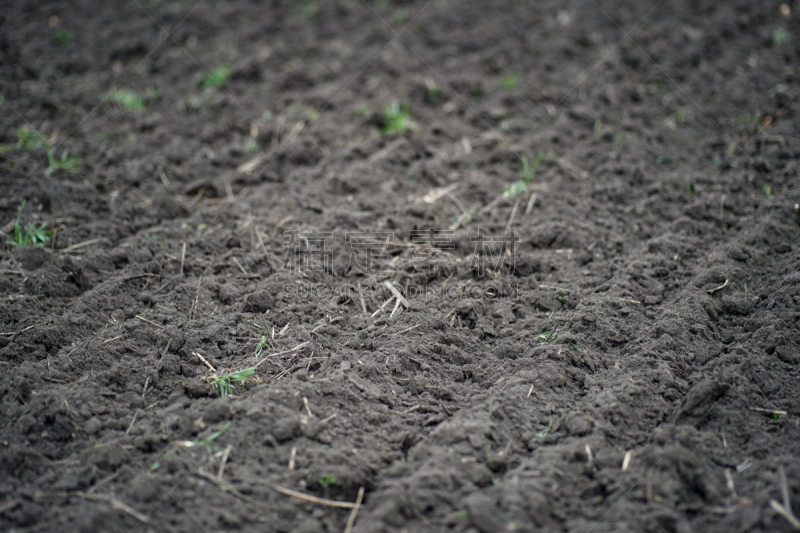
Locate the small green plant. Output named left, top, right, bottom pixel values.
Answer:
left=685, top=177, right=693, bottom=196
left=556, top=293, right=568, bottom=303
left=0, top=127, right=44, bottom=153
left=571, top=343, right=583, bottom=352
left=593, top=120, right=603, bottom=132
left=104, top=88, right=146, bottom=111
left=538, top=420, right=553, bottom=441
left=150, top=422, right=230, bottom=471
left=734, top=113, right=754, bottom=126
left=1, top=200, right=50, bottom=248
left=355, top=105, right=370, bottom=116
left=379, top=101, right=412, bottom=134
left=300, top=2, right=320, bottom=18
left=764, top=184, right=772, bottom=198
left=201, top=65, right=231, bottom=89
left=504, top=152, right=543, bottom=198
left=318, top=474, right=336, bottom=488
left=501, top=73, right=523, bottom=90
left=254, top=336, right=269, bottom=357
left=49, top=149, right=81, bottom=174
left=646, top=82, right=668, bottom=94
left=424, top=78, right=440, bottom=101
left=452, top=206, right=476, bottom=228
left=169, top=0, right=192, bottom=13
left=772, top=27, right=789, bottom=45
left=656, top=155, right=671, bottom=164
left=392, top=9, right=408, bottom=22
left=0, top=126, right=80, bottom=174
left=535, top=330, right=558, bottom=343
left=713, top=156, right=732, bottom=170
left=209, top=368, right=255, bottom=397
left=186, top=93, right=211, bottom=109
left=54, top=28, right=73, bottom=43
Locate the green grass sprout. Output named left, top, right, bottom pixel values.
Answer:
left=318, top=474, right=336, bottom=488
left=685, top=177, right=693, bottom=196
left=764, top=184, right=772, bottom=198
left=535, top=330, right=558, bottom=343
left=452, top=206, right=476, bottom=228
left=1, top=200, right=50, bottom=248
left=255, top=336, right=269, bottom=357
left=300, top=2, right=320, bottom=18
left=0, top=126, right=80, bottom=174
left=772, top=27, right=789, bottom=45
left=104, top=88, right=146, bottom=111
left=50, top=149, right=81, bottom=174
left=501, top=73, right=523, bottom=90
left=379, top=101, right=412, bottom=134
left=538, top=420, right=553, bottom=441
left=392, top=9, right=408, bottom=22
left=0, top=126, right=46, bottom=153
left=504, top=152, right=543, bottom=198
left=556, top=293, right=568, bottom=303
left=734, top=113, right=754, bottom=126
left=185, top=93, right=210, bottom=109
left=210, top=368, right=256, bottom=397
left=713, top=156, right=731, bottom=170
left=201, top=65, right=231, bottom=89
left=54, top=28, right=73, bottom=44
left=150, top=422, right=231, bottom=471
left=646, top=82, right=668, bottom=94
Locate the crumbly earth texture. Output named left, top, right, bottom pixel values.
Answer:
left=1, top=1, right=799, bottom=532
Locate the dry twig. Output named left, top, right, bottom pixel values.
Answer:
left=272, top=485, right=357, bottom=509
left=254, top=341, right=310, bottom=369
left=344, top=487, right=366, bottom=533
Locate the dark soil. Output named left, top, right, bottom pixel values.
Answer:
left=2, top=1, right=799, bottom=532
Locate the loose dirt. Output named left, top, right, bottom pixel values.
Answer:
left=1, top=1, right=799, bottom=532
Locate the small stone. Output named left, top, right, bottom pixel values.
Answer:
left=564, top=412, right=593, bottom=436
left=204, top=398, right=233, bottom=423
left=84, top=417, right=103, bottom=435
left=126, top=474, right=161, bottom=503
left=272, top=417, right=301, bottom=442
left=465, top=493, right=508, bottom=533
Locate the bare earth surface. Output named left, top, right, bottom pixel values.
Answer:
left=1, top=1, right=799, bottom=532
